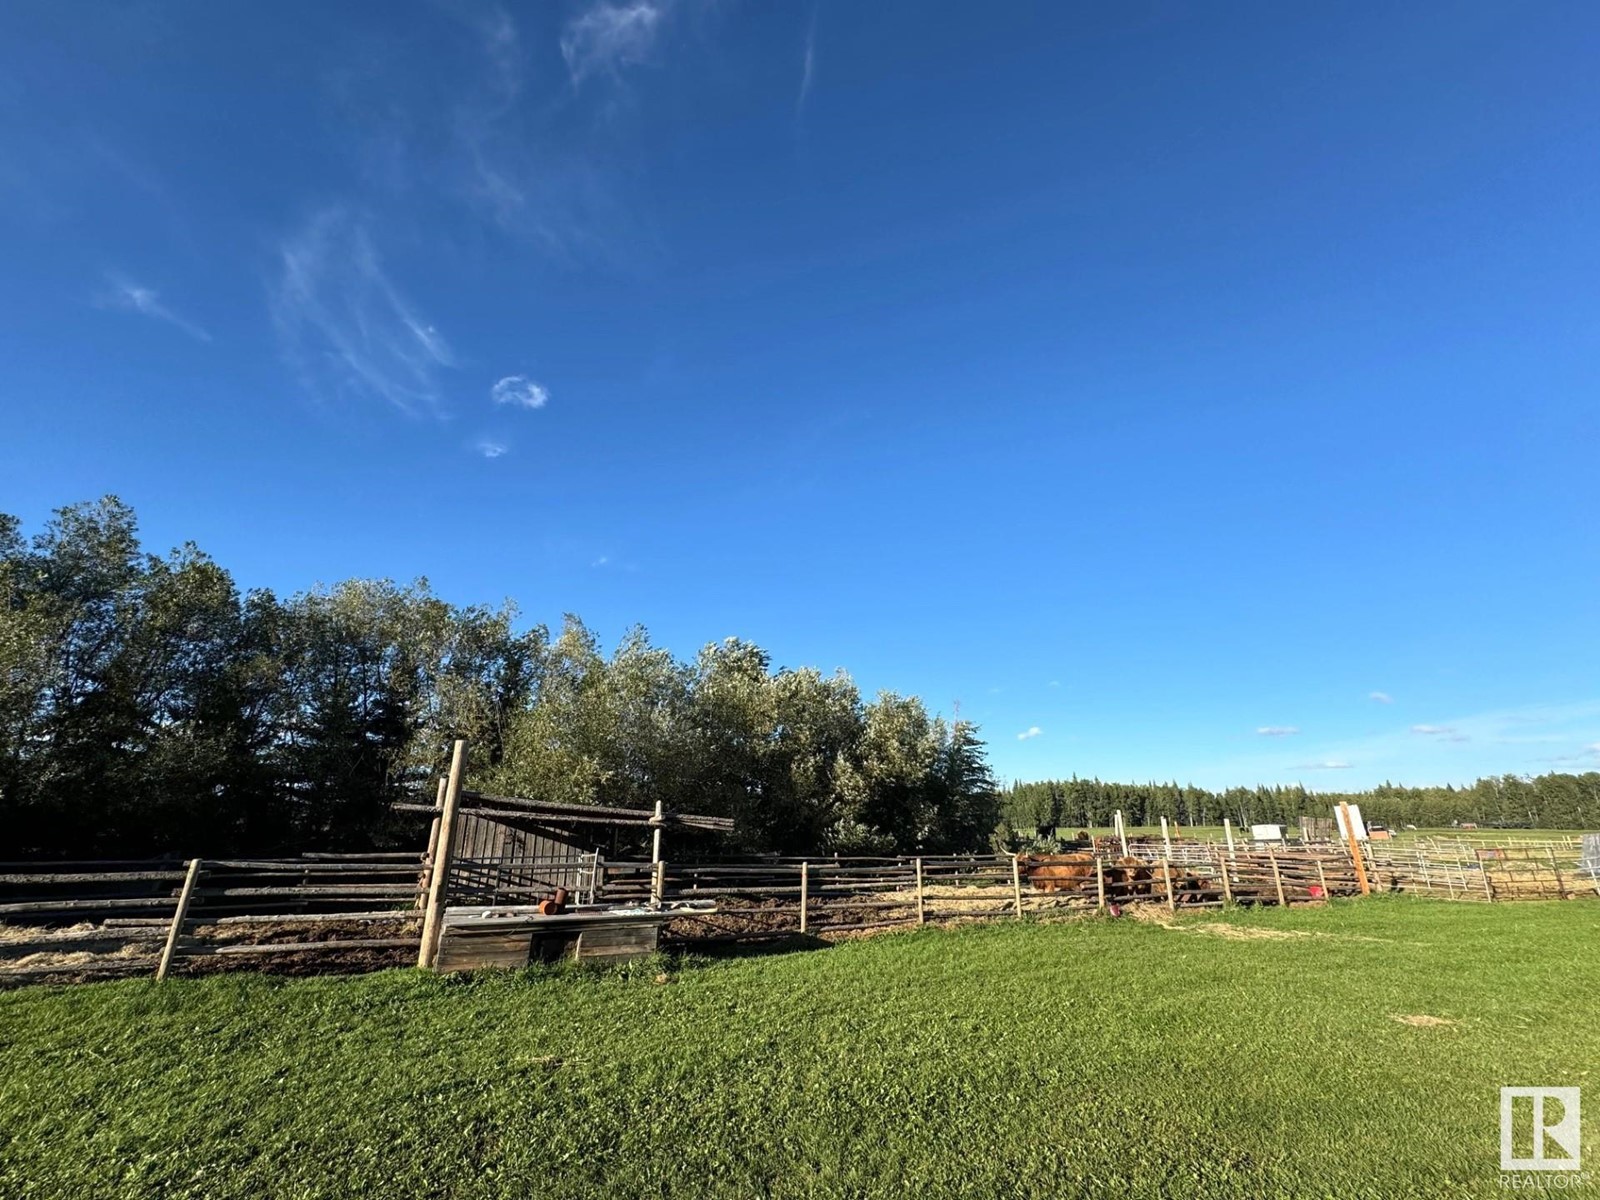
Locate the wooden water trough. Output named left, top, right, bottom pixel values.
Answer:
left=435, top=902, right=715, bottom=971
left=414, top=741, right=736, bottom=971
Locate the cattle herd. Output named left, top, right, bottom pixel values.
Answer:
left=1016, top=852, right=1216, bottom=906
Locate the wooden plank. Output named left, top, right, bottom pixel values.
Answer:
left=915, top=857, right=926, bottom=924
left=192, top=938, right=420, bottom=957
left=1218, top=858, right=1233, bottom=906
left=419, top=739, right=469, bottom=969
left=156, top=859, right=203, bottom=981
left=577, top=924, right=658, bottom=961
left=1011, top=854, right=1024, bottom=918
left=0, top=870, right=189, bottom=884
left=1338, top=802, right=1372, bottom=896
left=1162, top=859, right=1175, bottom=913
left=436, top=930, right=535, bottom=973
left=1095, top=857, right=1106, bottom=911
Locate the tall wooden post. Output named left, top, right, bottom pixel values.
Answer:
left=1478, top=849, right=1495, bottom=902
left=1095, top=857, right=1106, bottom=911
left=650, top=799, right=665, bottom=867
left=418, top=739, right=468, bottom=970
left=1223, top=818, right=1236, bottom=860
left=1315, top=858, right=1329, bottom=903
left=1011, top=854, right=1024, bottom=918
left=1115, top=810, right=1129, bottom=858
left=1268, top=848, right=1287, bottom=907
left=1160, top=816, right=1172, bottom=860
left=1218, top=858, right=1233, bottom=906
left=1338, top=802, right=1371, bottom=896
left=1162, top=858, right=1176, bottom=912
left=799, top=862, right=809, bottom=933
left=156, top=858, right=203, bottom=981
left=914, top=857, right=926, bottom=925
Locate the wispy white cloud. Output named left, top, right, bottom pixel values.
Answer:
left=560, top=2, right=664, bottom=87
left=1256, top=725, right=1300, bottom=737
left=476, top=439, right=508, bottom=459
left=269, top=209, right=453, bottom=415
left=1369, top=691, right=1394, bottom=704
left=98, top=273, right=211, bottom=342
left=491, top=375, right=550, bottom=409
left=1017, top=726, right=1042, bottom=741
left=1191, top=699, right=1600, bottom=790
left=592, top=555, right=611, bottom=567
left=796, top=7, right=817, bottom=115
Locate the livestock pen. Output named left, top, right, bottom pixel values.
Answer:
left=2, top=742, right=1594, bottom=986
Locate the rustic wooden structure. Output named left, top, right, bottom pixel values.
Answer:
left=404, top=742, right=736, bottom=971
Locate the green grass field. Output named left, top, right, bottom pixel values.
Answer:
left=2, top=898, right=1596, bottom=1199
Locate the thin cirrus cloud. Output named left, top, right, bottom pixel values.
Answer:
left=1369, top=691, right=1394, bottom=704
left=476, top=440, right=508, bottom=460
left=491, top=375, right=550, bottom=409
left=1017, top=726, right=1042, bottom=741
left=1256, top=726, right=1300, bottom=737
left=1294, top=760, right=1352, bottom=770
left=98, top=273, right=211, bottom=342
left=796, top=7, right=817, bottom=115
left=269, top=208, right=453, bottom=416
left=1411, top=725, right=1454, bottom=736
left=560, top=1, right=664, bottom=86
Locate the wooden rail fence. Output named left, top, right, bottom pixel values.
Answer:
left=2, top=836, right=1593, bottom=985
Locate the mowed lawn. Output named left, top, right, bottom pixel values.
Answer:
left=2, top=900, right=1596, bottom=1200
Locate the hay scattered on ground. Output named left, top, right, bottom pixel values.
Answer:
left=1390, top=1013, right=1458, bottom=1027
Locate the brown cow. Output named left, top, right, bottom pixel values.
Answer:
left=1107, top=856, right=1154, bottom=898
left=1016, top=853, right=1097, bottom=894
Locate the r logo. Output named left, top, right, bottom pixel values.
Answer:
left=1501, top=1087, right=1581, bottom=1171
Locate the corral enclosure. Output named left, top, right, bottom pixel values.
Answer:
left=2, top=743, right=1596, bottom=984
left=3, top=830, right=1594, bottom=985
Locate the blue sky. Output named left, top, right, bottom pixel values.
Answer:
left=2, top=1, right=1598, bottom=789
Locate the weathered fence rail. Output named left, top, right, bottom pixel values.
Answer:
left=0, top=855, right=429, bottom=984
left=3, top=835, right=1593, bottom=986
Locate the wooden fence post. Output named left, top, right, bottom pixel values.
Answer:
left=155, top=858, right=203, bottom=981
left=1160, top=816, right=1172, bottom=860
left=1095, top=857, right=1106, bottom=911
left=1011, top=854, right=1024, bottom=919
left=1223, top=818, right=1235, bottom=860
left=1162, top=858, right=1175, bottom=912
left=1218, top=857, right=1233, bottom=906
left=914, top=857, right=926, bottom=925
left=1268, top=848, right=1287, bottom=907
left=417, top=739, right=468, bottom=970
left=800, top=861, right=809, bottom=933
left=1315, top=858, right=1329, bottom=903
left=651, top=859, right=666, bottom=909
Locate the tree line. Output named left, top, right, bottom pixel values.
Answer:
left=1002, top=773, right=1600, bottom=835
left=1, top=498, right=999, bottom=860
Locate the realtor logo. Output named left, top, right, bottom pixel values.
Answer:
left=1501, top=1087, right=1581, bottom=1171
